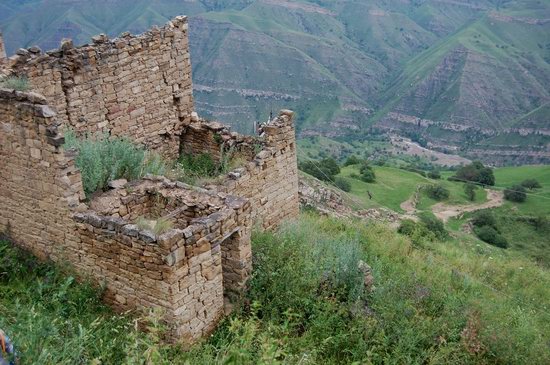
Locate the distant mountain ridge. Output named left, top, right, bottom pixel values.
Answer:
left=1, top=0, right=549, bottom=164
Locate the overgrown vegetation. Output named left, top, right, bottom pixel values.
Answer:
left=398, top=214, right=447, bottom=245
left=64, top=131, right=167, bottom=197
left=3, top=212, right=549, bottom=363
left=0, top=76, right=29, bottom=91
left=64, top=132, right=246, bottom=196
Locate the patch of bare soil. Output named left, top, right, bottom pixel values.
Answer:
left=431, top=189, right=504, bottom=223
left=399, top=189, right=420, bottom=222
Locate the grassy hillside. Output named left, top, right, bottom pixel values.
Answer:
left=335, top=165, right=487, bottom=213
left=2, top=212, right=549, bottom=363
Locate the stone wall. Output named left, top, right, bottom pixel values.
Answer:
left=74, top=177, right=252, bottom=342
left=7, top=17, right=193, bottom=159
left=219, top=110, right=300, bottom=230
left=0, top=17, right=299, bottom=344
left=0, top=89, right=84, bottom=262
left=181, top=110, right=300, bottom=230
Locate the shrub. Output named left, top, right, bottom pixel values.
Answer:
left=521, top=179, right=541, bottom=190
left=420, top=214, right=447, bottom=239
left=472, top=211, right=498, bottom=231
left=464, top=182, right=477, bottom=201
left=504, top=185, right=527, bottom=203
left=474, top=226, right=508, bottom=248
left=343, top=155, right=361, bottom=166
left=360, top=168, right=376, bottom=183
left=178, top=153, right=218, bottom=177
left=397, top=219, right=435, bottom=246
left=428, top=170, right=441, bottom=179
left=64, top=131, right=167, bottom=197
left=333, top=177, right=351, bottom=192
left=424, top=184, right=450, bottom=201
left=0, top=76, right=29, bottom=91
left=299, top=158, right=340, bottom=182
left=358, top=161, right=376, bottom=182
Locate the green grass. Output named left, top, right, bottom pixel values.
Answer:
left=493, top=165, right=550, bottom=216
left=338, top=165, right=428, bottom=212
left=337, top=165, right=487, bottom=213
left=416, top=180, right=487, bottom=211
left=2, top=212, right=550, bottom=363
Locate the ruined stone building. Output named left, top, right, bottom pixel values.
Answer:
left=0, top=17, right=299, bottom=342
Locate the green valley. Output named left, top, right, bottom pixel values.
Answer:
left=1, top=0, right=549, bottom=164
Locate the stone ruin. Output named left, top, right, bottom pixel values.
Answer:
left=0, top=17, right=299, bottom=343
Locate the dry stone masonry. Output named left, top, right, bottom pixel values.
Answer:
left=7, top=17, right=193, bottom=159
left=0, top=17, right=299, bottom=343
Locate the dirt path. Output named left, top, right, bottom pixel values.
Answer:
left=399, top=188, right=420, bottom=222
left=431, top=189, right=504, bottom=223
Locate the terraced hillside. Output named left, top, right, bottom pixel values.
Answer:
left=1, top=0, right=549, bottom=163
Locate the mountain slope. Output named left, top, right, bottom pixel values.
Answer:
left=1, top=0, right=549, bottom=163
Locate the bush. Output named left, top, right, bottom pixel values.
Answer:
left=474, top=226, right=508, bottom=248
left=428, top=170, right=441, bottom=179
left=299, top=158, right=340, bottom=182
left=64, top=131, right=167, bottom=197
left=359, top=161, right=376, bottom=183
left=333, top=177, right=351, bottom=192
left=424, top=184, right=450, bottom=201
left=464, top=182, right=477, bottom=201
left=0, top=76, right=29, bottom=91
left=472, top=210, right=498, bottom=231
left=504, top=185, right=527, bottom=203
left=178, top=153, right=218, bottom=177
left=521, top=179, right=541, bottom=190
left=359, top=168, right=376, bottom=183
left=343, top=155, right=361, bottom=166
left=420, top=214, right=447, bottom=239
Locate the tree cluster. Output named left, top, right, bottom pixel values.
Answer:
left=450, top=161, right=495, bottom=186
